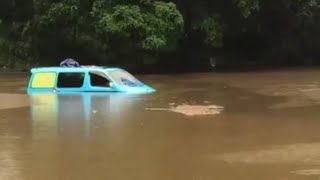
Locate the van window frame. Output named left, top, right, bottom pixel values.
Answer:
left=56, top=71, right=86, bottom=88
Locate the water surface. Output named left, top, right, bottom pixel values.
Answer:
left=1, top=70, right=320, bottom=180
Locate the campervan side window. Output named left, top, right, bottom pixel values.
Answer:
left=31, top=72, right=57, bottom=88
left=89, top=72, right=111, bottom=87
left=57, top=72, right=85, bottom=88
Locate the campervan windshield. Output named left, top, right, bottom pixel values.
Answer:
left=108, top=70, right=143, bottom=87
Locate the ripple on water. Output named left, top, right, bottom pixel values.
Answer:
left=0, top=143, right=22, bottom=180
left=215, top=143, right=320, bottom=165
left=291, top=169, right=320, bottom=176
left=0, top=93, right=30, bottom=110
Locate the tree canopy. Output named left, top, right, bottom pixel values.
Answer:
left=1, top=0, right=320, bottom=72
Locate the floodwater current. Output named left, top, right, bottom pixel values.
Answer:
left=1, top=69, right=320, bottom=180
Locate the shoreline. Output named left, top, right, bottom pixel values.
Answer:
left=1, top=65, right=320, bottom=75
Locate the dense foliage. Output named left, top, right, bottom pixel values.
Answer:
left=0, top=0, right=320, bottom=72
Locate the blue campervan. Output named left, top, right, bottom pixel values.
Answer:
left=27, top=65, right=156, bottom=94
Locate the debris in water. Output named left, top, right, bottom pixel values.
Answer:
left=146, top=104, right=224, bottom=116
left=145, top=108, right=168, bottom=111
left=171, top=104, right=223, bottom=116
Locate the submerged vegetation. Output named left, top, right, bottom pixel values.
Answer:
left=0, top=0, right=320, bottom=72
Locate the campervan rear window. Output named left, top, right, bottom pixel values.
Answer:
left=31, top=72, right=57, bottom=88
left=57, top=72, right=85, bottom=88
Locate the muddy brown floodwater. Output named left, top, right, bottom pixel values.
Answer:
left=1, top=69, right=320, bottom=180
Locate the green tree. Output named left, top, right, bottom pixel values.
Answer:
left=92, top=0, right=184, bottom=50
left=2, top=0, right=320, bottom=71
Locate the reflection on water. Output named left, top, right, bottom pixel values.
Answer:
left=29, top=93, right=142, bottom=139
